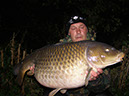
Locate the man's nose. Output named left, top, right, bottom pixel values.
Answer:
left=76, top=28, right=81, bottom=33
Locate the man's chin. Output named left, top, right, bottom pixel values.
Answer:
left=75, top=38, right=84, bottom=42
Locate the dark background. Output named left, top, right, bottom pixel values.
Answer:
left=0, top=0, right=129, bottom=50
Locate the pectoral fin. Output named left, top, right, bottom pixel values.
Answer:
left=49, top=88, right=62, bottom=96
left=85, top=68, right=92, bottom=86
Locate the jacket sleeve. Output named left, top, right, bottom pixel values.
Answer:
left=87, top=68, right=111, bottom=93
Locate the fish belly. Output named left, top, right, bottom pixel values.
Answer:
left=34, top=66, right=87, bottom=89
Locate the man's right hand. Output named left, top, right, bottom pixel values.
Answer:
left=89, top=68, right=103, bottom=81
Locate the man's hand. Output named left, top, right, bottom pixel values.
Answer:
left=89, top=68, right=103, bottom=81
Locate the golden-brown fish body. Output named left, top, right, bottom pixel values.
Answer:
left=14, top=40, right=125, bottom=95
left=35, top=42, right=88, bottom=89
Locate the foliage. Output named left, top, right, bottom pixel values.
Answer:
left=0, top=36, right=45, bottom=96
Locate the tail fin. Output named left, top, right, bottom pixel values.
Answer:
left=14, top=62, right=34, bottom=86
left=13, top=54, right=35, bottom=86
left=13, top=62, right=26, bottom=86
left=16, top=68, right=26, bottom=86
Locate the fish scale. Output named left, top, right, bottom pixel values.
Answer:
left=34, top=42, right=87, bottom=89
left=14, top=40, right=125, bottom=96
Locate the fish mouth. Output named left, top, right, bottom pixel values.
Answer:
left=117, top=52, right=125, bottom=62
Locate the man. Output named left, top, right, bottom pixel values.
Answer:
left=59, top=15, right=111, bottom=96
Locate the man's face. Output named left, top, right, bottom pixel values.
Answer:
left=68, top=22, right=88, bottom=42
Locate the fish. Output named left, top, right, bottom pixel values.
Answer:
left=14, top=40, right=125, bottom=96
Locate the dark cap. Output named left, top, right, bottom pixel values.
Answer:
left=66, top=16, right=87, bottom=32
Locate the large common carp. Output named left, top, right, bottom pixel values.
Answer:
left=14, top=40, right=125, bottom=96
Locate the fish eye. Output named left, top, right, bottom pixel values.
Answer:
left=105, top=48, right=110, bottom=52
